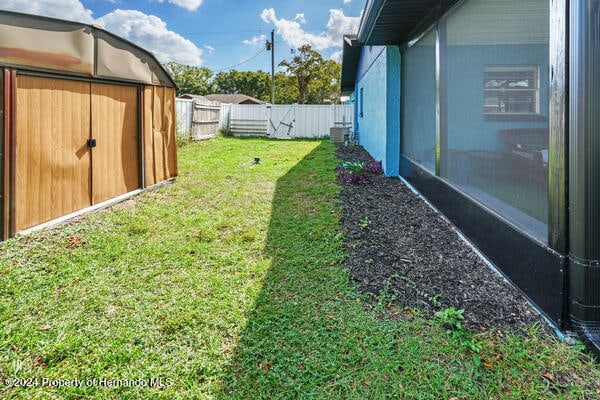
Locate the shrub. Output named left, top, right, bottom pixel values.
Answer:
left=343, top=173, right=370, bottom=184
left=364, top=160, right=383, bottom=175
left=219, top=126, right=233, bottom=137
left=340, top=159, right=382, bottom=184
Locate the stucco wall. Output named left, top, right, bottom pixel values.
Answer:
left=356, top=46, right=386, bottom=82
left=355, top=46, right=400, bottom=176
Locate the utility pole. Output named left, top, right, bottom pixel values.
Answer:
left=266, top=29, right=275, bottom=104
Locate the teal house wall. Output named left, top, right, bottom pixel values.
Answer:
left=355, top=45, right=400, bottom=176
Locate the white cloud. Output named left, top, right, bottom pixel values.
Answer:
left=343, top=0, right=352, bottom=4
left=97, top=9, right=203, bottom=65
left=294, top=13, right=306, bottom=24
left=260, top=8, right=360, bottom=51
left=204, top=45, right=215, bottom=54
left=325, top=9, right=361, bottom=44
left=242, top=34, right=267, bottom=46
left=1, top=0, right=94, bottom=23
left=3, top=1, right=204, bottom=65
left=330, top=50, right=343, bottom=62
left=156, top=0, right=202, bottom=12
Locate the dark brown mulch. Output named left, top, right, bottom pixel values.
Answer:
left=337, top=144, right=546, bottom=331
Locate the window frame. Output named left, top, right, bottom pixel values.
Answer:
left=483, top=65, right=541, bottom=118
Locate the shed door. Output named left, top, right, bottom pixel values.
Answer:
left=16, top=75, right=91, bottom=231
left=91, top=83, right=139, bottom=204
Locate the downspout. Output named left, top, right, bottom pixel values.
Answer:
left=568, top=0, right=600, bottom=351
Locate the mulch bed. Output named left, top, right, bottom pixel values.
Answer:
left=337, top=144, right=547, bottom=331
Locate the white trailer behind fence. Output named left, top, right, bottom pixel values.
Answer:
left=176, top=100, right=354, bottom=139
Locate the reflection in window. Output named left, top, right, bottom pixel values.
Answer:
left=484, top=66, right=539, bottom=115
left=443, top=0, right=549, bottom=242
left=401, top=28, right=436, bottom=173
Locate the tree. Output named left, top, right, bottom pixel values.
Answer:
left=163, top=62, right=213, bottom=96
left=279, top=44, right=324, bottom=104
left=278, top=44, right=342, bottom=104
left=212, top=70, right=271, bottom=102
left=308, top=59, right=342, bottom=104
left=274, top=72, right=298, bottom=104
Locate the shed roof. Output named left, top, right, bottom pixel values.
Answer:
left=0, top=10, right=176, bottom=87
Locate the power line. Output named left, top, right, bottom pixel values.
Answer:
left=182, top=29, right=267, bottom=36
left=200, top=40, right=287, bottom=47
left=182, top=28, right=328, bottom=36
left=212, top=47, right=267, bottom=72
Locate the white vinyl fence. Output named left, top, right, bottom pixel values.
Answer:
left=220, top=104, right=354, bottom=138
left=177, top=100, right=353, bottom=139
left=176, top=98, right=193, bottom=138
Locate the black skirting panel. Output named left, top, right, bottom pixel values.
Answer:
left=400, top=155, right=566, bottom=327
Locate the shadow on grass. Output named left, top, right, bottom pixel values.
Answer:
left=217, top=140, right=434, bottom=399
left=217, top=141, right=391, bottom=398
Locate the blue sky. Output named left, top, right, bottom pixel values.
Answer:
left=2, top=0, right=363, bottom=72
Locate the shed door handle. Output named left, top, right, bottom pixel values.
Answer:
left=87, top=138, right=97, bottom=148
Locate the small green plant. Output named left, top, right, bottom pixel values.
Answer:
left=342, top=160, right=365, bottom=174
left=435, top=307, right=483, bottom=353
left=374, top=281, right=398, bottom=315
left=399, top=275, right=442, bottom=307
left=435, top=307, right=465, bottom=331
left=359, top=216, right=370, bottom=228
left=219, top=126, right=233, bottom=137
left=176, top=133, right=193, bottom=148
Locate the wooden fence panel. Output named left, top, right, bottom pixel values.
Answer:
left=191, top=97, right=220, bottom=140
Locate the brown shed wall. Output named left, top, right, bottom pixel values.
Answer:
left=143, top=85, right=177, bottom=187
left=0, top=11, right=178, bottom=238
left=14, top=75, right=145, bottom=231
left=91, top=82, right=140, bottom=204
left=5, top=72, right=176, bottom=235
left=15, top=75, right=91, bottom=231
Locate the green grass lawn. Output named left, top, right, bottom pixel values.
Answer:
left=1, top=137, right=599, bottom=399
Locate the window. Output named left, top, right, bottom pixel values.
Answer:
left=359, top=87, right=364, bottom=117
left=483, top=66, right=539, bottom=116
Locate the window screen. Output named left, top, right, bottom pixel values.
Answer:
left=442, top=0, right=549, bottom=241
left=401, top=29, right=436, bottom=173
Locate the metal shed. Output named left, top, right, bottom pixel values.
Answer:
left=0, top=10, right=178, bottom=239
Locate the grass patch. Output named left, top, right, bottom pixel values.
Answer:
left=0, top=137, right=598, bottom=399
